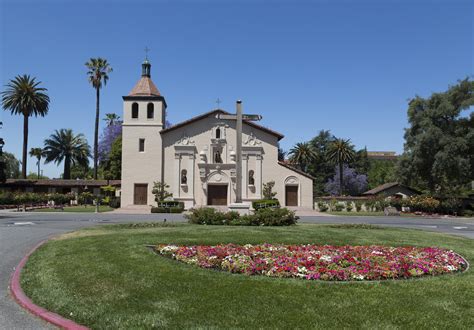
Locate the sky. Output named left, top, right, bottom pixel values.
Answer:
left=0, top=0, right=473, bottom=178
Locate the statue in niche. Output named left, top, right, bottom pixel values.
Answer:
left=248, top=170, right=255, bottom=185
left=214, top=150, right=223, bottom=163
left=181, top=169, right=187, bottom=185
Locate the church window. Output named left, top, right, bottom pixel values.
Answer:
left=139, top=138, right=145, bottom=152
left=132, top=103, right=139, bottom=119
left=248, top=170, right=255, bottom=185
left=181, top=169, right=187, bottom=185
left=147, top=103, right=154, bottom=119
left=216, top=128, right=221, bottom=139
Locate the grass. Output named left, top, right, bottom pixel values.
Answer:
left=31, top=205, right=114, bottom=213
left=327, top=211, right=386, bottom=216
left=21, top=224, right=473, bottom=329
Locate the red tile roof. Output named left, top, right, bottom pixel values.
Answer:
left=128, top=77, right=161, bottom=96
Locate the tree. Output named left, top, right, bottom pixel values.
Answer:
left=1, top=75, right=50, bottom=178
left=85, top=58, right=113, bottom=179
left=43, top=129, right=91, bottom=179
left=288, top=142, right=316, bottom=172
left=2, top=152, right=20, bottom=179
left=352, top=147, right=370, bottom=175
left=29, top=147, right=44, bottom=179
left=367, top=159, right=396, bottom=189
left=70, top=164, right=93, bottom=179
left=152, top=181, right=173, bottom=202
left=98, top=116, right=122, bottom=165
left=27, top=172, right=49, bottom=179
left=102, top=136, right=122, bottom=180
left=397, top=78, right=474, bottom=195
left=278, top=144, right=286, bottom=161
left=103, top=113, right=120, bottom=127
left=325, top=165, right=368, bottom=196
left=262, top=181, right=277, bottom=200
left=326, top=138, right=355, bottom=195
left=307, top=130, right=337, bottom=196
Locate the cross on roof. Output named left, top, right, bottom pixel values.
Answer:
left=144, top=46, right=150, bottom=60
left=216, top=98, right=222, bottom=108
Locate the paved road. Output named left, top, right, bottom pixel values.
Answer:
left=0, top=212, right=473, bottom=329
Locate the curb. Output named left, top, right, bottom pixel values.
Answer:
left=10, top=240, right=89, bottom=330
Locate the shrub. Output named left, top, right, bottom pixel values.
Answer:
left=365, top=199, right=376, bottom=212
left=185, top=207, right=297, bottom=226
left=262, top=181, right=277, bottom=200
left=170, top=206, right=184, bottom=213
left=354, top=201, right=363, bottom=212
left=252, top=199, right=280, bottom=210
left=345, top=202, right=353, bottom=212
left=329, top=199, right=337, bottom=211
left=334, top=203, right=345, bottom=212
left=109, top=196, right=121, bottom=208
left=78, top=191, right=94, bottom=205
left=317, top=201, right=328, bottom=212
left=151, top=207, right=168, bottom=213
left=48, top=193, right=74, bottom=205
left=438, top=198, right=463, bottom=215
left=408, top=196, right=440, bottom=213
left=0, top=192, right=15, bottom=205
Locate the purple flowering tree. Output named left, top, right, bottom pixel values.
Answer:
left=325, top=165, right=368, bottom=196
left=98, top=121, right=122, bottom=164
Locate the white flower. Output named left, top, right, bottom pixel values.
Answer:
left=160, top=245, right=179, bottom=253
left=352, top=274, right=365, bottom=280
left=320, top=255, right=332, bottom=262
left=372, top=251, right=384, bottom=255
left=297, top=266, right=308, bottom=274
left=446, top=265, right=456, bottom=271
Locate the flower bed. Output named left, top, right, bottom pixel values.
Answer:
left=156, top=244, right=467, bottom=281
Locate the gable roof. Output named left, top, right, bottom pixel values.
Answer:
left=362, top=182, right=420, bottom=195
left=278, top=161, right=315, bottom=180
left=128, top=76, right=161, bottom=97
left=160, top=109, right=284, bottom=140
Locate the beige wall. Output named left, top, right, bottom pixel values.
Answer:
left=121, top=99, right=164, bottom=206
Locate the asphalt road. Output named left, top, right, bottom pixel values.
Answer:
left=1, top=211, right=473, bottom=329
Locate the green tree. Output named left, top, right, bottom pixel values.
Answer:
left=29, top=147, right=44, bottom=179
left=367, top=159, right=396, bottom=189
left=397, top=78, right=474, bottom=195
left=352, top=147, right=370, bottom=175
left=27, top=172, right=49, bottom=179
left=288, top=142, right=316, bottom=172
left=102, top=136, right=122, bottom=180
left=103, top=113, right=120, bottom=126
left=43, top=129, right=91, bottom=179
left=2, top=152, right=20, bottom=179
left=70, top=164, right=93, bottom=179
left=85, top=58, right=113, bottom=179
left=1, top=75, right=50, bottom=178
left=262, top=181, right=277, bottom=199
left=326, top=138, right=355, bottom=195
left=307, top=130, right=337, bottom=196
left=152, top=181, right=173, bottom=203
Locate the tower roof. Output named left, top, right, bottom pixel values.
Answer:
left=128, top=76, right=161, bottom=96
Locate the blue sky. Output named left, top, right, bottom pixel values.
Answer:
left=0, top=0, right=472, bottom=178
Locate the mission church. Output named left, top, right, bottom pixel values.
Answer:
left=121, top=59, right=313, bottom=210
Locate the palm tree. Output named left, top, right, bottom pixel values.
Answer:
left=288, top=142, right=316, bottom=172
left=326, top=138, right=355, bottom=195
left=85, top=58, right=113, bottom=179
left=1, top=75, right=50, bottom=178
left=43, top=129, right=91, bottom=179
left=103, top=113, right=120, bottom=127
left=29, top=147, right=44, bottom=179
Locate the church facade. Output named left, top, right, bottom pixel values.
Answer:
left=121, top=60, right=314, bottom=209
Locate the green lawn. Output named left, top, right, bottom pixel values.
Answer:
left=21, top=224, right=473, bottom=329
left=31, top=205, right=114, bottom=213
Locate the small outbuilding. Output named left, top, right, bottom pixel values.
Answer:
left=362, top=182, right=420, bottom=199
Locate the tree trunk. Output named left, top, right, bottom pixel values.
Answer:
left=37, top=159, right=40, bottom=179
left=64, top=155, right=71, bottom=179
left=22, top=114, right=28, bottom=179
left=93, top=87, right=100, bottom=180
left=339, top=162, right=343, bottom=196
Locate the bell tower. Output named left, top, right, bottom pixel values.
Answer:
left=121, top=59, right=167, bottom=208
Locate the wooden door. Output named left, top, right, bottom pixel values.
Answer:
left=207, top=185, right=228, bottom=205
left=285, top=185, right=298, bottom=206
left=134, top=184, right=148, bottom=205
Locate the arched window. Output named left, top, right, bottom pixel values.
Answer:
left=147, top=103, right=154, bottom=119
left=248, top=170, right=255, bottom=185
left=214, top=150, right=222, bottom=163
left=216, top=128, right=221, bottom=139
left=181, top=169, right=187, bottom=185
left=131, top=103, right=139, bottom=119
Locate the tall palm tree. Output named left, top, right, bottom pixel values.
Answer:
left=29, top=147, right=44, bottom=179
left=43, top=129, right=91, bottom=179
left=326, top=138, right=355, bottom=195
left=85, top=58, right=113, bottom=179
left=288, top=142, right=316, bottom=172
left=1, top=75, right=50, bottom=178
left=103, top=113, right=120, bottom=127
